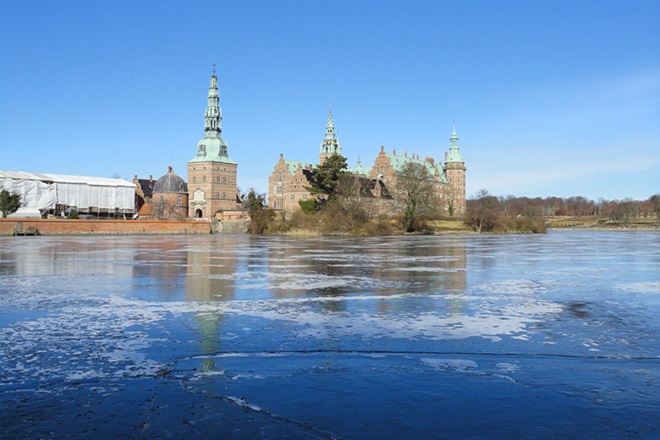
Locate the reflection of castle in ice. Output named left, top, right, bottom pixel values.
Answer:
left=265, top=237, right=467, bottom=314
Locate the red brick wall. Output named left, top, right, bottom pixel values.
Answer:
left=0, top=219, right=211, bottom=235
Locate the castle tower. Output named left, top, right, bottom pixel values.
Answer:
left=444, top=124, right=467, bottom=216
left=187, top=66, right=238, bottom=218
left=319, top=106, right=341, bottom=164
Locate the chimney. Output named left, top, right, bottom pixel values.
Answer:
left=393, top=148, right=397, bottom=155
left=444, top=152, right=448, bottom=161
left=149, top=175, right=153, bottom=182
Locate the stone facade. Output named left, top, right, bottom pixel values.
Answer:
left=268, top=155, right=315, bottom=211
left=188, top=162, right=239, bottom=218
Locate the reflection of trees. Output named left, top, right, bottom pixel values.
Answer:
left=131, top=238, right=188, bottom=299
left=266, top=236, right=467, bottom=315
left=0, top=245, right=16, bottom=275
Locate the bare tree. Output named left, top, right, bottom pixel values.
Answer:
left=335, top=174, right=376, bottom=228
left=465, top=189, right=500, bottom=232
left=153, top=196, right=187, bottom=220
left=394, top=162, right=438, bottom=232
left=650, top=194, right=660, bottom=220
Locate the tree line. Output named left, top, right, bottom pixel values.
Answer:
left=464, top=190, right=660, bottom=233
left=475, top=192, right=660, bottom=220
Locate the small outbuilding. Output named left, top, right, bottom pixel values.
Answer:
left=152, top=166, right=189, bottom=220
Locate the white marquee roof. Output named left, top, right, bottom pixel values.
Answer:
left=0, top=171, right=135, bottom=187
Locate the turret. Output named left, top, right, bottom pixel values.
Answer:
left=203, top=64, right=222, bottom=138
left=444, top=123, right=467, bottom=216
left=319, top=105, right=342, bottom=164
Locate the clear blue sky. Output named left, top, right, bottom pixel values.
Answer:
left=1, top=0, right=658, bottom=201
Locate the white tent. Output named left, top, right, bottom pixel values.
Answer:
left=0, top=171, right=136, bottom=217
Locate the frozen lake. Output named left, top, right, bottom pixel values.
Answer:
left=1, top=231, right=659, bottom=439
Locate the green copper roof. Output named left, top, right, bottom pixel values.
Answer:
left=188, top=71, right=236, bottom=165
left=189, top=136, right=236, bottom=164
left=384, top=153, right=448, bottom=184
left=284, top=160, right=314, bottom=175
left=349, top=157, right=371, bottom=176
left=319, top=107, right=341, bottom=156
left=446, top=126, right=464, bottom=163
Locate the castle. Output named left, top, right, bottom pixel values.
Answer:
left=268, top=108, right=467, bottom=215
left=134, top=69, right=466, bottom=220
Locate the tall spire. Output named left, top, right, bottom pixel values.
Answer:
left=319, top=104, right=341, bottom=163
left=190, top=66, right=234, bottom=164
left=204, top=67, right=222, bottom=138
left=446, top=123, right=463, bottom=163
left=324, top=106, right=335, bottom=142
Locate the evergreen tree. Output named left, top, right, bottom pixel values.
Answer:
left=306, top=154, right=348, bottom=202
left=0, top=189, right=21, bottom=218
left=245, top=189, right=274, bottom=233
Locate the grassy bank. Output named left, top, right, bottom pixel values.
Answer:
left=546, top=216, right=660, bottom=230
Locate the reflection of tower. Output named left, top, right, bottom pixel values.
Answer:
left=185, top=237, right=239, bottom=363
left=185, top=247, right=237, bottom=302
left=445, top=237, right=468, bottom=315
left=445, top=237, right=467, bottom=291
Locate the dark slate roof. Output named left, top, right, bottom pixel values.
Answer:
left=347, top=175, right=394, bottom=199
left=154, top=167, right=188, bottom=194
left=138, top=179, right=155, bottom=198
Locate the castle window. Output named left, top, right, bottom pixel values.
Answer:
left=203, top=176, right=206, bottom=183
left=222, top=192, right=227, bottom=199
left=290, top=195, right=295, bottom=201
left=193, top=177, right=197, bottom=183
left=222, top=177, right=227, bottom=184
left=177, top=195, right=182, bottom=204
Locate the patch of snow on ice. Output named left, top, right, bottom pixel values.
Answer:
left=421, top=358, right=478, bottom=372
left=496, top=363, right=519, bottom=373
left=616, top=282, right=660, bottom=294
left=478, top=280, right=546, bottom=295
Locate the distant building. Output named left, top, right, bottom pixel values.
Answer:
left=268, top=109, right=467, bottom=215
left=187, top=67, right=240, bottom=218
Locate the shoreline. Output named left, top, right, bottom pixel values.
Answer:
left=1, top=218, right=657, bottom=237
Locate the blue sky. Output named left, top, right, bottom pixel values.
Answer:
left=1, top=0, right=658, bottom=201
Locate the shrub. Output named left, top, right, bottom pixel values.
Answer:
left=298, top=198, right=317, bottom=214
left=497, top=216, right=548, bottom=233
